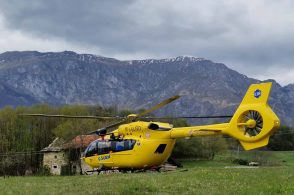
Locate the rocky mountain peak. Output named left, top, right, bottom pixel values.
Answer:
left=128, top=55, right=206, bottom=65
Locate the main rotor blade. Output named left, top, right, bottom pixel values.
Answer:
left=103, top=120, right=127, bottom=129
left=87, top=120, right=126, bottom=135
left=19, top=114, right=125, bottom=120
left=136, top=95, right=180, bottom=118
left=141, top=115, right=233, bottom=120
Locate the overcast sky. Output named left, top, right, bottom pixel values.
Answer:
left=0, top=0, right=293, bottom=85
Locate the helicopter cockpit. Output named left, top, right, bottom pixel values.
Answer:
left=84, top=139, right=136, bottom=157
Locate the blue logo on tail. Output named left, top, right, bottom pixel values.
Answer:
left=254, top=89, right=261, bottom=98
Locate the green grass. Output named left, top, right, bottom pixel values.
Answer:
left=1, top=151, right=294, bottom=194
left=214, top=150, right=294, bottom=166
left=271, top=151, right=294, bottom=166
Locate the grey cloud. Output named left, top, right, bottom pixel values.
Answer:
left=0, top=0, right=249, bottom=52
left=0, top=0, right=293, bottom=84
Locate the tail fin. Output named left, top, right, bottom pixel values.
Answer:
left=225, top=82, right=280, bottom=150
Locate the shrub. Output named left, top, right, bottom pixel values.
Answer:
left=36, top=165, right=51, bottom=176
left=232, top=158, right=248, bottom=165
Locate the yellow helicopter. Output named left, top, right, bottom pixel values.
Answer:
left=25, top=82, right=280, bottom=171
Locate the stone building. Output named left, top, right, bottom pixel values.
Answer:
left=42, top=138, right=67, bottom=175
left=42, top=135, right=98, bottom=175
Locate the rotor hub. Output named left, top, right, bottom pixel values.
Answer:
left=246, top=119, right=256, bottom=129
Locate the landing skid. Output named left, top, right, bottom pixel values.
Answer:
left=85, top=163, right=178, bottom=175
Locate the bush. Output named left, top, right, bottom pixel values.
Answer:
left=36, top=165, right=51, bottom=176
left=171, top=136, right=228, bottom=160
left=0, top=156, right=26, bottom=176
left=268, top=126, right=294, bottom=151
left=232, top=158, right=248, bottom=165
left=61, top=165, right=72, bottom=176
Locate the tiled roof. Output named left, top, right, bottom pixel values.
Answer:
left=63, top=135, right=98, bottom=149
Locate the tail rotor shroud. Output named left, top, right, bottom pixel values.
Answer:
left=225, top=82, right=280, bottom=150
left=239, top=110, right=263, bottom=137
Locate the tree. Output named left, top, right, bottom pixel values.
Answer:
left=170, top=119, right=228, bottom=159
left=268, top=126, right=294, bottom=150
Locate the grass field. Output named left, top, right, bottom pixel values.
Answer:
left=1, top=151, right=294, bottom=194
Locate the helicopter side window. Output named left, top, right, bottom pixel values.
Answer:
left=126, top=139, right=136, bottom=150
left=84, top=141, right=98, bottom=157
left=85, top=140, right=136, bottom=157
left=111, top=139, right=136, bottom=152
left=116, top=141, right=124, bottom=151
left=85, top=140, right=111, bottom=157
left=97, top=141, right=111, bottom=155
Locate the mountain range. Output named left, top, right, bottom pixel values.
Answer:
left=0, top=51, right=293, bottom=126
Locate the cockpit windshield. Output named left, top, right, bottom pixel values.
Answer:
left=84, top=139, right=136, bottom=157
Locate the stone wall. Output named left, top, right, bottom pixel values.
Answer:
left=43, top=150, right=94, bottom=175
left=43, top=151, right=67, bottom=175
